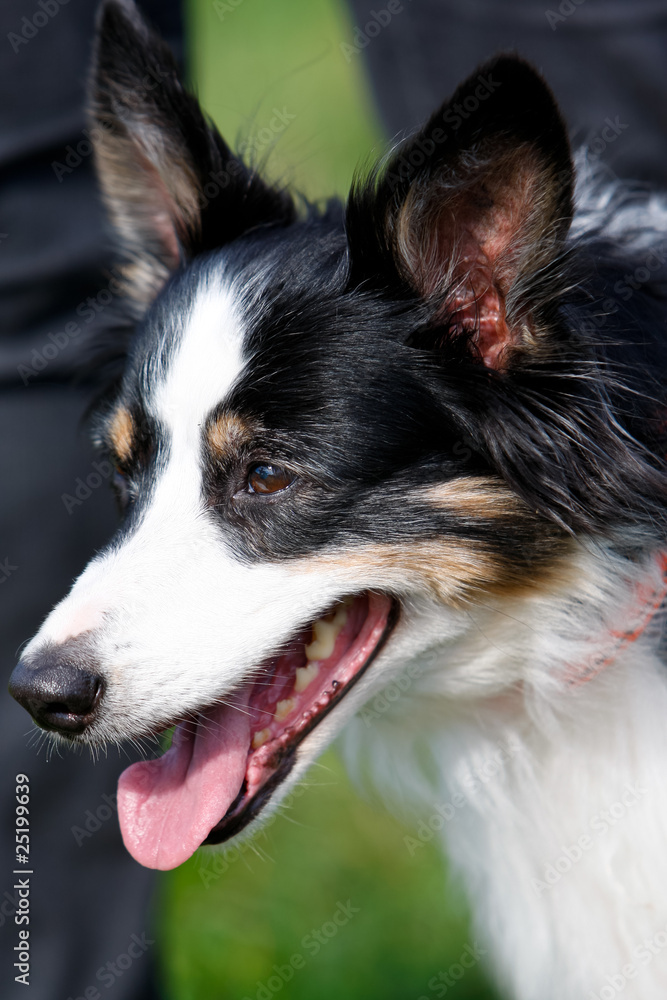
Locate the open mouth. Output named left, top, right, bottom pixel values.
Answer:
left=117, top=592, right=397, bottom=870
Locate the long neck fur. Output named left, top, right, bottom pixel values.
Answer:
left=343, top=546, right=667, bottom=999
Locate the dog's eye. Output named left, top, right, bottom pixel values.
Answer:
left=246, top=464, right=295, bottom=495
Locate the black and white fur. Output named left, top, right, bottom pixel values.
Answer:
left=11, top=2, right=667, bottom=997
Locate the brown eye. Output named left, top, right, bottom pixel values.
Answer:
left=247, top=463, right=295, bottom=495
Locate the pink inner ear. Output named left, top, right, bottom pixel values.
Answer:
left=448, top=273, right=515, bottom=369
left=402, top=160, right=543, bottom=370
left=133, top=145, right=184, bottom=272
left=438, top=223, right=519, bottom=369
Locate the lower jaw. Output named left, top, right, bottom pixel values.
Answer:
left=203, top=595, right=399, bottom=845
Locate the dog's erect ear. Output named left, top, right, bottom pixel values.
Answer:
left=346, top=56, right=573, bottom=368
left=90, top=0, right=294, bottom=307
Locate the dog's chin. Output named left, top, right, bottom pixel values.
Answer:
left=115, top=591, right=398, bottom=870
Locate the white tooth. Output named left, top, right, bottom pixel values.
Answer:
left=275, top=698, right=295, bottom=721
left=305, top=622, right=336, bottom=661
left=305, top=606, right=348, bottom=661
left=251, top=728, right=270, bottom=750
left=295, top=661, right=320, bottom=692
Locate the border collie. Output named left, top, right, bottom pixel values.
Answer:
left=10, top=1, right=667, bottom=997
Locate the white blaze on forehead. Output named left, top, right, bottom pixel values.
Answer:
left=21, top=267, right=375, bottom=731
left=151, top=276, right=246, bottom=441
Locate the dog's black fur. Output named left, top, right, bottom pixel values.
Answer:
left=90, top=0, right=667, bottom=586
left=10, top=5, right=667, bottom=996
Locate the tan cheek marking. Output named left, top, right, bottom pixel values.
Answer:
left=207, top=413, right=253, bottom=462
left=424, top=477, right=530, bottom=520
left=299, top=536, right=576, bottom=609
left=108, top=407, right=135, bottom=466
left=300, top=539, right=506, bottom=607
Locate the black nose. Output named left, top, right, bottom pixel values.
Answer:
left=9, top=641, right=103, bottom=735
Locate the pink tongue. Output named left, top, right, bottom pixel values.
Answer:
left=117, top=691, right=251, bottom=870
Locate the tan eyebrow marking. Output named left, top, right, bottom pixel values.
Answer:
left=207, top=412, right=254, bottom=462
left=108, top=406, right=135, bottom=465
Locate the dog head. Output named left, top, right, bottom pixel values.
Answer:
left=10, top=0, right=665, bottom=870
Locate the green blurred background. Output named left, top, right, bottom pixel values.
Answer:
left=157, top=2, right=500, bottom=998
